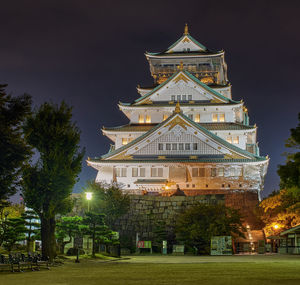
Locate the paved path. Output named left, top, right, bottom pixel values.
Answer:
left=119, top=254, right=300, bottom=263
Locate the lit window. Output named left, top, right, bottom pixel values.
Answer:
left=219, top=113, right=225, bottom=122
left=132, top=168, right=138, bottom=177
left=171, top=95, right=175, bottom=101
left=226, top=137, right=232, bottom=143
left=192, top=168, right=198, bottom=177
left=182, top=95, right=186, bottom=101
left=116, top=168, right=127, bottom=177
left=151, top=168, right=163, bottom=177
left=188, top=95, right=192, bottom=100
left=212, top=114, right=218, bottom=122
left=195, top=114, right=200, bottom=123
left=199, top=168, right=205, bottom=177
left=185, top=143, right=190, bottom=150
left=140, top=168, right=145, bottom=177
left=121, top=168, right=127, bottom=177
left=211, top=168, right=217, bottom=177
left=213, top=113, right=225, bottom=122
left=218, top=168, right=224, bottom=177
left=179, top=143, right=184, bottom=150
left=166, top=143, right=171, bottom=150
left=146, top=115, right=151, bottom=123
left=172, top=143, right=177, bottom=150
left=193, top=143, right=198, bottom=150
left=233, top=136, right=239, bottom=144
left=158, top=143, right=163, bottom=150
left=122, top=138, right=128, bottom=145
left=163, top=114, right=169, bottom=120
left=139, top=114, right=144, bottom=123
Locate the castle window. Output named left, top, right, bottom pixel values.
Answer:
left=226, top=136, right=232, bottom=143
left=219, top=113, right=225, bottom=122
left=188, top=95, right=192, bottom=100
left=172, top=143, right=177, bottom=150
left=151, top=168, right=163, bottom=177
left=188, top=114, right=193, bottom=120
left=179, top=143, right=184, bottom=150
left=211, top=168, right=217, bottom=177
left=195, top=114, right=200, bottom=123
left=140, top=168, right=145, bottom=177
left=199, top=168, right=205, bottom=177
left=212, top=113, right=225, bottom=122
left=177, top=95, right=181, bottom=101
left=171, top=95, right=175, bottom=101
left=122, top=138, right=128, bottom=145
left=192, top=168, right=205, bottom=177
left=192, top=168, right=198, bottom=177
left=182, top=95, right=186, bottom=101
left=158, top=143, right=163, bottom=150
left=132, top=168, right=138, bottom=177
left=193, top=143, right=198, bottom=150
left=139, top=114, right=144, bottom=123
left=166, top=143, right=171, bottom=150
left=212, top=114, right=218, bottom=122
left=116, top=168, right=127, bottom=177
left=218, top=168, right=224, bottom=176
left=146, top=115, right=151, bottom=123
left=186, top=184, right=189, bottom=188
left=185, top=143, right=190, bottom=150
left=233, top=136, right=239, bottom=144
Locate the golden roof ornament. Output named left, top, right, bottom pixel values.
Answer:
left=184, top=23, right=189, bottom=35
left=174, top=101, right=181, bottom=113
left=177, top=61, right=184, bottom=71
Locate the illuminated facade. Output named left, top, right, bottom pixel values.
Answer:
left=88, top=25, right=269, bottom=202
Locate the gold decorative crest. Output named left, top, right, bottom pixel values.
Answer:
left=165, top=116, right=192, bottom=131
left=173, top=73, right=189, bottom=84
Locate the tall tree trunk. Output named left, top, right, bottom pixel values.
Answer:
left=41, top=216, right=56, bottom=261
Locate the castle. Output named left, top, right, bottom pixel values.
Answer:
left=87, top=25, right=269, bottom=250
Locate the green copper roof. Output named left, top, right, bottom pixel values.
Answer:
left=103, top=123, right=255, bottom=132
left=134, top=70, right=238, bottom=105
left=89, top=157, right=266, bottom=164
left=100, top=111, right=265, bottom=162
left=120, top=101, right=239, bottom=107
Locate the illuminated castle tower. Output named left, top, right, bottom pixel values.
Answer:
left=88, top=25, right=269, bottom=241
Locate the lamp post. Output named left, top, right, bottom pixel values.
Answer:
left=86, top=192, right=93, bottom=212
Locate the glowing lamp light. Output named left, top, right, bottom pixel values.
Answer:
left=165, top=186, right=169, bottom=190
left=86, top=192, right=93, bottom=201
left=274, top=224, right=279, bottom=230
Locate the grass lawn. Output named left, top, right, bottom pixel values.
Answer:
left=1, top=255, right=300, bottom=285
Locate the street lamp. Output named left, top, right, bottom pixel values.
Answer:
left=274, top=224, right=279, bottom=230
left=86, top=192, right=93, bottom=212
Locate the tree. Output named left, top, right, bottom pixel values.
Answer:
left=22, top=102, right=85, bottom=261
left=56, top=216, right=86, bottom=254
left=0, top=203, right=24, bottom=246
left=176, top=203, right=245, bottom=254
left=278, top=112, right=300, bottom=189
left=1, top=217, right=26, bottom=252
left=82, top=182, right=130, bottom=228
left=0, top=84, right=32, bottom=208
left=83, top=212, right=114, bottom=257
left=21, top=209, right=40, bottom=252
left=260, top=114, right=300, bottom=236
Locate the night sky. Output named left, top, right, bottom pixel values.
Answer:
left=1, top=0, right=299, bottom=198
